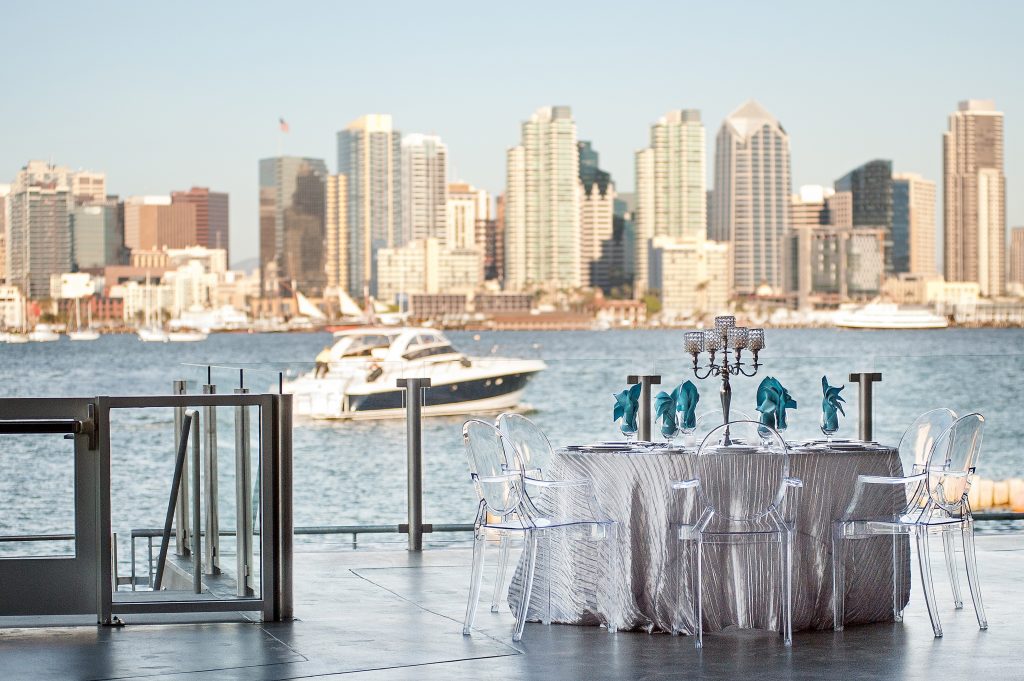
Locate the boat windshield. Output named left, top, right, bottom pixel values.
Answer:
left=333, top=333, right=397, bottom=358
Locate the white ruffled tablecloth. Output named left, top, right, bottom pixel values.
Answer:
left=508, top=440, right=910, bottom=634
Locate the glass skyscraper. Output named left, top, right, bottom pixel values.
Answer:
left=835, top=159, right=894, bottom=273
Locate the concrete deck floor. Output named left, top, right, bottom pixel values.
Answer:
left=1, top=534, right=1022, bottom=680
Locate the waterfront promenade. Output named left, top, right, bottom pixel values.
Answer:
left=1, top=533, right=1021, bottom=680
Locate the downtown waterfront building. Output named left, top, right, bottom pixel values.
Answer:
left=1009, top=227, right=1024, bottom=288
left=835, top=159, right=894, bottom=273
left=504, top=106, right=581, bottom=291
left=325, top=173, right=349, bottom=296
left=712, top=100, right=791, bottom=296
left=71, top=200, right=122, bottom=270
left=171, top=187, right=229, bottom=258
left=258, top=156, right=329, bottom=295
left=578, top=141, right=617, bottom=292
left=943, top=99, right=1006, bottom=296
left=634, top=109, right=706, bottom=295
left=7, top=162, right=74, bottom=298
left=337, top=114, right=401, bottom=297
left=892, top=172, right=937, bottom=276
left=401, top=134, right=447, bottom=245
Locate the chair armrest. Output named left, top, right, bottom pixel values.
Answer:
left=475, top=472, right=522, bottom=484
left=858, top=472, right=926, bottom=486
left=784, top=477, right=803, bottom=488
left=525, top=477, right=590, bottom=488
left=671, top=479, right=700, bottom=490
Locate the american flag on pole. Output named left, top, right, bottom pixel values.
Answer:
left=279, top=117, right=290, bottom=133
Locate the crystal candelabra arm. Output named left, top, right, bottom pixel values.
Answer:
left=690, top=352, right=718, bottom=380
left=736, top=351, right=762, bottom=377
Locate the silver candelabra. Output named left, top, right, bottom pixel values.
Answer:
left=685, top=316, right=765, bottom=444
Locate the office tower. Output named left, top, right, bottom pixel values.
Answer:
left=827, top=191, right=853, bottom=228
left=785, top=186, right=833, bottom=306
left=171, top=187, right=230, bottom=258
left=944, top=99, right=1006, bottom=296
left=504, top=106, right=581, bottom=291
left=634, top=110, right=706, bottom=295
left=649, top=236, right=729, bottom=317
left=791, top=185, right=832, bottom=228
left=578, top=141, right=617, bottom=291
left=892, top=173, right=937, bottom=275
left=337, top=114, right=401, bottom=297
left=258, top=156, right=328, bottom=295
left=7, top=163, right=73, bottom=297
left=71, top=171, right=106, bottom=204
left=713, top=100, right=791, bottom=295
left=835, top=159, right=894, bottom=273
left=613, top=193, right=636, bottom=294
left=71, top=200, right=122, bottom=269
left=325, top=174, right=349, bottom=294
left=447, top=182, right=490, bottom=251
left=123, top=196, right=198, bottom=250
left=1009, top=227, right=1024, bottom=286
left=376, top=238, right=481, bottom=303
left=401, top=134, right=447, bottom=245
left=0, top=184, right=8, bottom=282
left=487, top=194, right=505, bottom=282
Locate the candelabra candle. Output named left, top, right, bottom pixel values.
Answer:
left=684, top=331, right=704, bottom=355
left=703, top=328, right=723, bottom=352
left=727, top=327, right=749, bottom=350
left=715, top=315, right=736, bottom=334
left=748, top=328, right=765, bottom=352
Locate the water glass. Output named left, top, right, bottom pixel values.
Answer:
left=820, top=413, right=838, bottom=446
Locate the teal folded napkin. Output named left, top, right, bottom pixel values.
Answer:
left=613, top=383, right=642, bottom=433
left=821, top=376, right=846, bottom=431
left=756, top=376, right=797, bottom=429
left=654, top=388, right=678, bottom=437
left=676, top=380, right=699, bottom=430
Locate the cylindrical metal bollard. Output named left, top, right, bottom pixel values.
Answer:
left=848, top=372, right=882, bottom=441
left=234, top=388, right=254, bottom=596
left=190, top=409, right=202, bottom=593
left=397, top=378, right=430, bottom=551
left=203, top=384, right=220, bottom=575
left=627, top=374, right=662, bottom=442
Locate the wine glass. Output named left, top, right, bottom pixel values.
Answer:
left=619, top=419, right=638, bottom=445
left=662, top=422, right=680, bottom=448
left=820, top=413, right=838, bottom=447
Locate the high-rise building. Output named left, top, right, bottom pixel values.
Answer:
left=785, top=186, right=833, bottom=306
left=943, top=99, right=1006, bottom=296
left=337, top=114, right=401, bottom=297
left=258, top=156, right=328, bottom=295
left=634, top=109, right=706, bottom=295
left=0, top=184, right=9, bottom=282
left=123, top=196, right=198, bottom=251
left=504, top=106, right=581, bottom=291
left=578, top=141, right=617, bottom=292
left=7, top=163, right=73, bottom=297
left=171, top=187, right=229, bottom=258
left=71, top=171, right=106, bottom=205
left=712, top=100, right=791, bottom=295
left=835, top=159, right=894, bottom=273
left=376, top=238, right=481, bottom=304
left=401, top=134, right=447, bottom=245
left=649, top=235, right=729, bottom=318
left=325, top=174, right=349, bottom=294
left=71, top=200, right=122, bottom=269
left=892, top=173, right=937, bottom=275
left=446, top=182, right=490, bottom=251
left=827, top=191, right=853, bottom=229
left=1009, top=227, right=1024, bottom=286
left=487, top=194, right=505, bottom=282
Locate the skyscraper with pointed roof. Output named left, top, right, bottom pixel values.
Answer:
left=712, top=100, right=791, bottom=296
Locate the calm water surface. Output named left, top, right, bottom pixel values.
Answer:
left=1, top=328, right=1022, bottom=554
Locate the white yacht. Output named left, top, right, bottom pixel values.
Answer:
left=28, top=324, right=61, bottom=342
left=834, top=303, right=948, bottom=330
left=283, top=327, right=546, bottom=420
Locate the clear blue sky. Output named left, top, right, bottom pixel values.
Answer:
left=2, top=0, right=1021, bottom=267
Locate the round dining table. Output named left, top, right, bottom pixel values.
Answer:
left=507, top=439, right=911, bottom=635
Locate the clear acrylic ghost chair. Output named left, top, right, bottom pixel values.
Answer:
left=833, top=413, right=987, bottom=637
left=671, top=420, right=802, bottom=648
left=898, top=408, right=963, bottom=609
left=462, top=419, right=619, bottom=642
left=490, top=413, right=563, bottom=615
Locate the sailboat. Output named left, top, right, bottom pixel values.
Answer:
left=68, top=297, right=99, bottom=341
left=138, top=274, right=169, bottom=342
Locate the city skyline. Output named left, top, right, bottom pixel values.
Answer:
left=1, top=1, right=1021, bottom=266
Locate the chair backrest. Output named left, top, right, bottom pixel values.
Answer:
left=696, top=420, right=789, bottom=523
left=462, top=419, right=525, bottom=517
left=495, top=412, right=553, bottom=479
left=898, top=408, right=957, bottom=472
left=924, top=413, right=984, bottom=513
left=694, top=409, right=752, bottom=442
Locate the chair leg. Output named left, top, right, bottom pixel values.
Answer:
left=942, top=530, right=964, bottom=609
left=961, top=520, right=988, bottom=630
left=832, top=525, right=845, bottom=631
left=513, top=530, right=539, bottom=642
left=602, top=523, right=619, bottom=634
left=694, top=538, right=704, bottom=649
left=463, top=530, right=487, bottom=635
left=541, top=533, right=551, bottom=625
left=782, top=530, right=793, bottom=646
left=893, top=534, right=904, bottom=622
left=916, top=530, right=942, bottom=638
left=489, top=532, right=510, bottom=613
